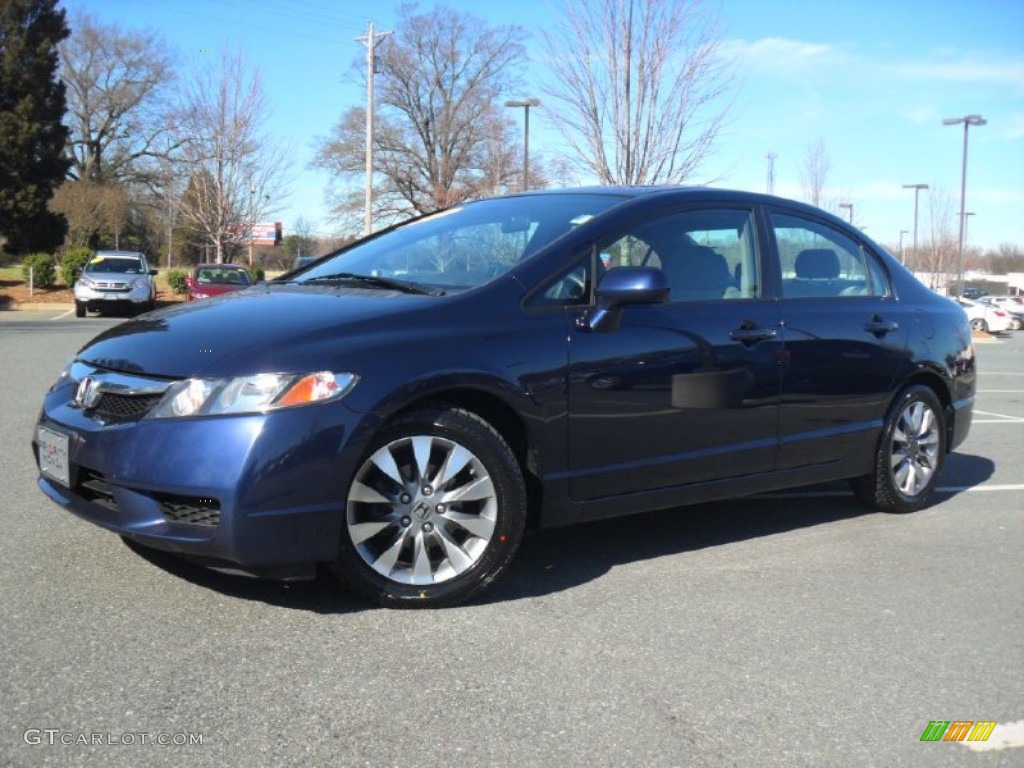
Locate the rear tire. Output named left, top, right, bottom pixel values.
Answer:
left=334, top=405, right=527, bottom=608
left=970, top=317, right=987, bottom=332
left=851, top=385, right=946, bottom=513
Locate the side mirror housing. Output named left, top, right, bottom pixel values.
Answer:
left=581, top=266, right=670, bottom=332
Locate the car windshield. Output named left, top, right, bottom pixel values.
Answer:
left=196, top=267, right=250, bottom=285
left=84, top=257, right=143, bottom=274
left=292, top=193, right=627, bottom=291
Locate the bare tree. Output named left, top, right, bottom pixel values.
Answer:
left=800, top=137, right=830, bottom=208
left=313, top=5, right=527, bottom=224
left=48, top=179, right=129, bottom=247
left=542, top=0, right=732, bottom=185
left=60, top=12, right=176, bottom=185
left=913, top=186, right=958, bottom=291
left=48, top=180, right=103, bottom=248
left=173, top=49, right=288, bottom=263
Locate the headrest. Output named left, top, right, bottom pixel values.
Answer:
left=795, top=249, right=840, bottom=279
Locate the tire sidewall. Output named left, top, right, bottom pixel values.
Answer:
left=334, top=406, right=526, bottom=608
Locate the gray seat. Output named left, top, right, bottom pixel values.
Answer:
left=662, top=245, right=736, bottom=301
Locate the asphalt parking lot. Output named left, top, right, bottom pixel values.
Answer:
left=1, top=309, right=1021, bottom=768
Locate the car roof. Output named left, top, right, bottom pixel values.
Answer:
left=500, top=185, right=845, bottom=219
left=195, top=263, right=248, bottom=269
left=94, top=250, right=145, bottom=258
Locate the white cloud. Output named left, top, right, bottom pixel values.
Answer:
left=899, top=107, right=937, bottom=126
left=723, top=37, right=838, bottom=72
left=1005, top=114, right=1024, bottom=140
left=894, top=54, right=1024, bottom=90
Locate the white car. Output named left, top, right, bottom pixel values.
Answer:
left=73, top=251, right=158, bottom=317
left=956, top=297, right=1011, bottom=333
left=981, top=295, right=1024, bottom=329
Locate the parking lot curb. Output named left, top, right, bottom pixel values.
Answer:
left=5, top=302, right=73, bottom=311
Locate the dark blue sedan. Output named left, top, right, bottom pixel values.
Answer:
left=34, top=188, right=976, bottom=607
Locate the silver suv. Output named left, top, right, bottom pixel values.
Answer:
left=73, top=251, right=158, bottom=317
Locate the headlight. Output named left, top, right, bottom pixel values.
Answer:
left=132, top=277, right=149, bottom=289
left=147, top=371, right=358, bottom=418
left=191, top=291, right=211, bottom=299
left=77, top=277, right=96, bottom=289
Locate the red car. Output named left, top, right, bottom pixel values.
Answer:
left=185, top=264, right=253, bottom=301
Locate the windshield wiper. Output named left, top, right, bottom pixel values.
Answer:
left=300, top=272, right=444, bottom=296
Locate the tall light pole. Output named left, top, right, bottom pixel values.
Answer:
left=902, top=183, right=928, bottom=269
left=765, top=152, right=777, bottom=194
left=357, top=22, right=392, bottom=237
left=963, top=212, right=975, bottom=264
left=839, top=202, right=853, bottom=224
left=899, top=229, right=909, bottom=264
left=943, top=114, right=986, bottom=296
left=505, top=98, right=540, bottom=191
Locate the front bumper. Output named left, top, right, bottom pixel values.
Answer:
left=74, top=282, right=153, bottom=306
left=33, top=379, right=373, bottom=577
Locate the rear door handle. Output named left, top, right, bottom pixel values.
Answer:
left=729, top=326, right=778, bottom=343
left=864, top=317, right=898, bottom=336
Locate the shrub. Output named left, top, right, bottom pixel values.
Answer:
left=60, top=247, right=93, bottom=287
left=22, top=253, right=56, bottom=289
left=248, top=265, right=265, bottom=283
left=166, top=269, right=189, bottom=295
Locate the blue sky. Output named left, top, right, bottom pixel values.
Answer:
left=65, top=0, right=1024, bottom=251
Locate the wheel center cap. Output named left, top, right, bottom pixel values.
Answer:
left=411, top=499, right=434, bottom=521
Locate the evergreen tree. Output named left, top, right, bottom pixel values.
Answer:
left=0, top=0, right=71, bottom=254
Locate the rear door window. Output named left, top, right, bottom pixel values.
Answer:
left=768, top=212, right=890, bottom=298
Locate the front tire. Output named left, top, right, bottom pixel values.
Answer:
left=74, top=301, right=86, bottom=318
left=334, top=405, right=527, bottom=608
left=851, top=385, right=946, bottom=513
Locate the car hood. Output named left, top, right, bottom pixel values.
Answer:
left=82, top=271, right=148, bottom=281
left=77, top=284, right=443, bottom=378
left=191, top=283, right=249, bottom=296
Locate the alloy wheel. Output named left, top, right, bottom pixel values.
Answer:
left=346, top=434, right=498, bottom=585
left=889, top=400, right=941, bottom=497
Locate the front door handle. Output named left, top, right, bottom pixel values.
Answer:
left=729, top=326, right=778, bottom=343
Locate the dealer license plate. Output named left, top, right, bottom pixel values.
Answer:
left=37, top=427, right=70, bottom=487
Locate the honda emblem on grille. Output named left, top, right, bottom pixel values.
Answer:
left=73, top=376, right=103, bottom=409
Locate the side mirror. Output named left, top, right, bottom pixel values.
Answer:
left=150, top=269, right=159, bottom=276
left=581, top=266, right=669, bottom=332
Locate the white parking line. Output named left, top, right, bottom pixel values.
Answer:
left=973, top=409, right=1024, bottom=423
left=758, top=484, right=1024, bottom=499
left=936, top=484, right=1024, bottom=493
left=52, top=308, right=74, bottom=319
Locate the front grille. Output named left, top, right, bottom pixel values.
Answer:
left=156, top=494, right=221, bottom=527
left=95, top=281, right=130, bottom=291
left=91, top=392, right=163, bottom=422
